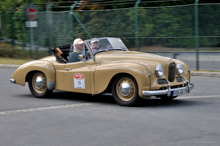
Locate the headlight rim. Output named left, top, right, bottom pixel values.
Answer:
left=176, top=63, right=184, bottom=75
left=155, top=65, right=164, bottom=78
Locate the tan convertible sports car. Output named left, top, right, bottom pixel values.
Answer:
left=10, top=37, right=194, bottom=106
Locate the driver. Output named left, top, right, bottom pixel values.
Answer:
left=68, top=38, right=84, bottom=63
left=90, top=39, right=100, bottom=53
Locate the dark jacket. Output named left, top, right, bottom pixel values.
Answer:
left=68, top=50, right=80, bottom=63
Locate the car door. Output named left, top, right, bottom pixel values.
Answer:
left=63, top=59, right=95, bottom=94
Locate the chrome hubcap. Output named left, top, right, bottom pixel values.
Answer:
left=35, top=76, right=44, bottom=89
left=120, top=82, right=131, bottom=96
left=116, top=77, right=136, bottom=102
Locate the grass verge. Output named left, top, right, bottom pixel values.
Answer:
left=192, top=70, right=220, bottom=73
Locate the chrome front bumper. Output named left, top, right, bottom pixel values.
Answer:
left=142, top=81, right=194, bottom=97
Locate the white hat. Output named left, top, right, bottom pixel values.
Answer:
left=73, top=38, right=84, bottom=45
left=91, top=39, right=99, bottom=43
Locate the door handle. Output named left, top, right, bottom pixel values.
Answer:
left=64, top=68, right=72, bottom=71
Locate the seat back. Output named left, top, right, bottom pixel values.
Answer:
left=52, top=47, right=68, bottom=63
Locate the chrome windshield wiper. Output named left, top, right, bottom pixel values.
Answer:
left=94, top=48, right=127, bottom=55
left=121, top=47, right=128, bottom=51
left=109, top=48, right=128, bottom=51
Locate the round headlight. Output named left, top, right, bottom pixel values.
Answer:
left=176, top=63, right=184, bottom=75
left=155, top=65, right=164, bottom=78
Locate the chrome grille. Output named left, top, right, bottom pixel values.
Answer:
left=176, top=76, right=184, bottom=82
left=168, top=63, right=175, bottom=82
left=157, top=79, right=168, bottom=85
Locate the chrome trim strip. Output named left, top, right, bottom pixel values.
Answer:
left=142, top=81, right=194, bottom=96
left=10, top=79, right=16, bottom=84
left=47, top=81, right=55, bottom=90
left=64, top=68, right=72, bottom=71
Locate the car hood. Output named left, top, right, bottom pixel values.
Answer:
left=98, top=51, right=173, bottom=66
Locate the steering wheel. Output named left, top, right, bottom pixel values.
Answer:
left=85, top=51, right=90, bottom=60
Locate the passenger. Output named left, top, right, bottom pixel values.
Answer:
left=90, top=39, right=100, bottom=53
left=68, top=38, right=84, bottom=63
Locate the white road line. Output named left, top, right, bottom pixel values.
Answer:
left=178, top=95, right=219, bottom=99
left=0, top=103, right=94, bottom=115
left=0, top=95, right=219, bottom=115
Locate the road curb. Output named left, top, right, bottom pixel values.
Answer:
left=0, top=64, right=20, bottom=69
left=191, top=72, right=220, bottom=78
left=1, top=64, right=220, bottom=78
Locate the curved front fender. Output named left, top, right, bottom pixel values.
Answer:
left=94, top=62, right=151, bottom=97
left=11, top=60, right=55, bottom=86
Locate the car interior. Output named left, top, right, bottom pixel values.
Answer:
left=51, top=44, right=70, bottom=63
left=52, top=44, right=90, bottom=63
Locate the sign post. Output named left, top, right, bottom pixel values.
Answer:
left=23, top=3, right=38, bottom=57
left=0, top=13, right=1, bottom=41
left=0, top=3, right=1, bottom=41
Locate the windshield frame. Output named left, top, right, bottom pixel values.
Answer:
left=86, top=37, right=128, bottom=55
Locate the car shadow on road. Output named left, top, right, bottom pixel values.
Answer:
left=48, top=91, right=116, bottom=103
left=47, top=91, right=196, bottom=107
left=138, top=98, right=196, bottom=107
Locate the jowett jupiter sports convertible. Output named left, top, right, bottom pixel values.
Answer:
left=10, top=37, right=194, bottom=106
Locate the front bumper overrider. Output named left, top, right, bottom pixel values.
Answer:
left=10, top=79, right=16, bottom=84
left=142, top=81, right=194, bottom=97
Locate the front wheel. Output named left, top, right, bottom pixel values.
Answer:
left=111, top=75, right=140, bottom=106
left=28, top=72, right=53, bottom=98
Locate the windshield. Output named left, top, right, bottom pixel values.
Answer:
left=87, top=37, right=128, bottom=54
left=108, top=38, right=128, bottom=50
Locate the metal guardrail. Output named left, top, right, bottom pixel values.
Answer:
left=0, top=37, right=49, bottom=59
left=0, top=37, right=48, bottom=50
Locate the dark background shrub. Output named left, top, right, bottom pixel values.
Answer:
left=0, top=42, right=25, bottom=58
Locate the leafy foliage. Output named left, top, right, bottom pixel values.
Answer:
left=0, top=42, right=24, bottom=58
left=0, top=0, right=220, bottom=50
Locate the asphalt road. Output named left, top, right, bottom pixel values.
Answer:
left=0, top=69, right=220, bottom=146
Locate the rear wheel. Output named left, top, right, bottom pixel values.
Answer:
left=28, top=72, right=53, bottom=98
left=111, top=75, right=140, bottom=106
